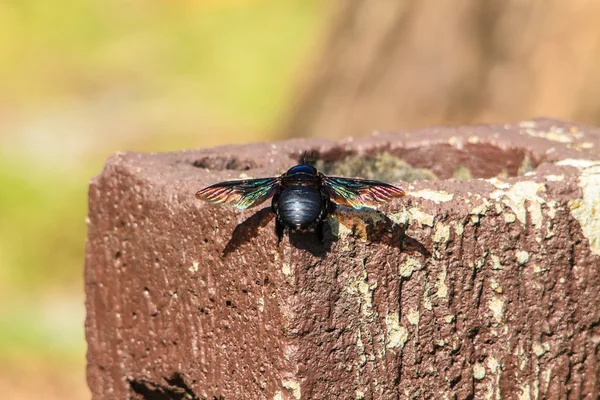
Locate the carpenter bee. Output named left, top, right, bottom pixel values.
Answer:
left=196, top=163, right=405, bottom=243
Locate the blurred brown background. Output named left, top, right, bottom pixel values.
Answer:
left=1, top=0, right=599, bottom=398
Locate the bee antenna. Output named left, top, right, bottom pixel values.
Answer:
left=301, top=150, right=318, bottom=165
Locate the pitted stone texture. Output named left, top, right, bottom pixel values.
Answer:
left=86, top=119, right=600, bottom=399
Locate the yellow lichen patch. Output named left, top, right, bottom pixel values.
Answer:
left=532, top=342, right=548, bottom=357
left=545, top=199, right=557, bottom=219
left=490, top=181, right=546, bottom=227
left=390, top=207, right=435, bottom=228
left=444, top=314, right=455, bottom=323
left=452, top=221, right=465, bottom=236
left=490, top=278, right=503, bottom=294
left=533, top=264, right=548, bottom=274
left=399, top=256, right=421, bottom=278
left=486, top=177, right=511, bottom=189
left=488, top=296, right=504, bottom=323
left=351, top=220, right=371, bottom=241
left=475, top=254, right=487, bottom=269
left=385, top=313, right=408, bottom=349
left=410, top=189, right=454, bottom=204
left=273, top=390, right=283, bottom=400
left=473, top=363, right=486, bottom=380
left=486, top=356, right=499, bottom=373
left=544, top=174, right=564, bottom=182
left=557, top=159, right=600, bottom=255
left=453, top=165, right=473, bottom=180
left=257, top=297, right=265, bottom=312
left=330, top=207, right=385, bottom=242
left=188, top=261, right=199, bottom=273
left=329, top=217, right=352, bottom=239
left=484, top=356, right=502, bottom=400
left=503, top=212, right=516, bottom=223
left=470, top=199, right=490, bottom=224
left=409, top=207, right=435, bottom=227
left=448, top=136, right=460, bottom=147
left=516, top=251, right=530, bottom=265
left=388, top=210, right=408, bottom=225
left=557, top=158, right=598, bottom=168
left=282, top=380, right=301, bottom=400
left=490, top=254, right=503, bottom=270
left=407, top=307, right=420, bottom=326
left=524, top=128, right=573, bottom=143
left=518, top=383, right=531, bottom=400
left=281, top=246, right=293, bottom=276
left=569, top=141, right=595, bottom=151
left=433, top=222, right=451, bottom=243
left=435, top=265, right=448, bottom=299
left=470, top=200, right=489, bottom=216
left=346, top=270, right=376, bottom=318
left=423, top=280, right=433, bottom=311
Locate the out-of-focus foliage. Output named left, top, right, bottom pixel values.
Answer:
left=0, top=1, right=327, bottom=398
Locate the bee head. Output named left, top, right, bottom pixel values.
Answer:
left=286, top=164, right=318, bottom=178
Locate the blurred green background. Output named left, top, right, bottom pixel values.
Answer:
left=0, top=1, right=328, bottom=397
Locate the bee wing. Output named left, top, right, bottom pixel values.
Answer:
left=195, top=177, right=279, bottom=209
left=322, top=176, right=405, bottom=209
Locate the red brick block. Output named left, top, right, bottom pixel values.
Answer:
left=86, top=119, right=600, bottom=399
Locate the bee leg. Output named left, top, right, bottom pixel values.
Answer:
left=315, top=221, right=325, bottom=243
left=275, top=218, right=285, bottom=244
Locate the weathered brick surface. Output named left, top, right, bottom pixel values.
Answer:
left=86, top=119, right=600, bottom=399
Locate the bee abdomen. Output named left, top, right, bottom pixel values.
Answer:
left=277, top=186, right=323, bottom=228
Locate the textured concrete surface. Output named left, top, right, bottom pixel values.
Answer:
left=86, top=118, right=600, bottom=399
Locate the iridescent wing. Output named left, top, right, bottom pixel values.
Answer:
left=322, top=176, right=405, bottom=209
left=195, top=178, right=279, bottom=209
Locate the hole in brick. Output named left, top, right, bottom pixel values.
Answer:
left=225, top=300, right=232, bottom=307
left=302, top=145, right=538, bottom=182
left=128, top=372, right=199, bottom=400
left=192, top=156, right=257, bottom=171
left=115, top=251, right=122, bottom=259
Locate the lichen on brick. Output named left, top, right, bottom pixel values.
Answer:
left=282, top=379, right=301, bottom=400
left=385, top=313, right=408, bottom=349
left=433, top=222, right=451, bottom=243
left=490, top=181, right=546, bottom=228
left=488, top=296, right=504, bottom=323
left=390, top=206, right=434, bottom=228
left=399, top=255, right=420, bottom=278
left=410, top=189, right=454, bottom=203
left=558, top=159, right=600, bottom=255
left=516, top=251, right=530, bottom=265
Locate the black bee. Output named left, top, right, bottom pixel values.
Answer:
left=196, top=163, right=405, bottom=243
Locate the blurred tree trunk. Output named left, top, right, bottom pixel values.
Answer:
left=282, top=0, right=600, bottom=139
